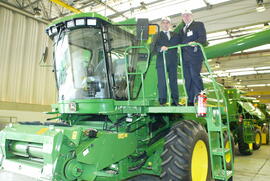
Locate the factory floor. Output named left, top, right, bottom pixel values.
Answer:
left=0, top=145, right=270, bottom=181
left=234, top=144, right=270, bottom=181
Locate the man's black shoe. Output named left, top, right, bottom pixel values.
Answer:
left=188, top=102, right=194, bottom=106
left=171, top=102, right=180, bottom=106
left=160, top=103, right=167, bottom=106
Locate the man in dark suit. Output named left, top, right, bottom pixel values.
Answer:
left=180, top=10, right=207, bottom=106
left=153, top=17, right=180, bottom=106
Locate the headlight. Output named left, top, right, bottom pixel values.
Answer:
left=51, top=26, right=57, bottom=34
left=76, top=19, right=85, bottom=26
left=87, top=19, right=96, bottom=26
left=66, top=20, right=75, bottom=28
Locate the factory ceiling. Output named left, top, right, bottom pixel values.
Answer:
left=0, top=0, right=270, bottom=104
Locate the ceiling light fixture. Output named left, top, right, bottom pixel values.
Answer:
left=246, top=84, right=268, bottom=87
left=256, top=0, right=266, bottom=12
left=33, top=7, right=42, bottom=18
left=214, top=61, right=221, bottom=68
left=140, top=2, right=147, bottom=10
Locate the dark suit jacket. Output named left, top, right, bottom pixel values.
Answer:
left=152, top=31, right=181, bottom=68
left=180, top=21, right=207, bottom=61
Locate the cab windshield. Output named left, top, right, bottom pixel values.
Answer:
left=54, top=28, right=109, bottom=100
left=53, top=24, right=146, bottom=101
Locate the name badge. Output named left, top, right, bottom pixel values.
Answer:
left=187, top=30, right=193, bottom=37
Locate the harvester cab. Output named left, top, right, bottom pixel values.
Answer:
left=49, top=16, right=154, bottom=102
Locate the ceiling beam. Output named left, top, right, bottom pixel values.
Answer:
left=0, top=1, right=49, bottom=24
left=40, top=0, right=50, bottom=19
left=23, top=0, right=42, bottom=8
left=107, top=0, right=167, bottom=19
left=53, top=0, right=132, bottom=21
left=91, top=0, right=128, bottom=19
left=50, top=0, right=81, bottom=13
left=14, top=0, right=23, bottom=8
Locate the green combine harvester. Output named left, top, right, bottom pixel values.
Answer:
left=259, top=102, right=270, bottom=144
left=253, top=102, right=270, bottom=145
left=0, top=12, right=270, bottom=181
left=224, top=89, right=269, bottom=155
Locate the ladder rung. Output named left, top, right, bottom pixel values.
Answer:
left=214, top=170, right=233, bottom=180
left=208, top=126, right=228, bottom=132
left=212, top=148, right=230, bottom=156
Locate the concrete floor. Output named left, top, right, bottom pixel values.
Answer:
left=234, top=145, right=270, bottom=181
left=0, top=170, right=35, bottom=181
left=0, top=145, right=270, bottom=181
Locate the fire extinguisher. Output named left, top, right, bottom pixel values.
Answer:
left=197, top=91, right=207, bottom=117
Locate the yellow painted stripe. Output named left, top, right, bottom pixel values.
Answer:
left=36, top=128, right=49, bottom=135
left=246, top=91, right=270, bottom=96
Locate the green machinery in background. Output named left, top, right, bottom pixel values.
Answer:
left=254, top=102, right=270, bottom=145
left=224, top=89, right=270, bottom=155
left=0, top=12, right=270, bottom=181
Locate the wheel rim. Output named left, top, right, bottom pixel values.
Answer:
left=225, top=141, right=231, bottom=163
left=255, top=132, right=260, bottom=145
left=191, top=140, right=208, bottom=181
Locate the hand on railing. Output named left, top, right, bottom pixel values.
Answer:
left=160, top=46, right=168, bottom=51
left=164, top=42, right=203, bottom=51
left=188, top=41, right=197, bottom=47
left=162, top=43, right=225, bottom=107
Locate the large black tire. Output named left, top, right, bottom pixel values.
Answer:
left=224, top=132, right=235, bottom=170
left=253, top=129, right=262, bottom=150
left=238, top=125, right=252, bottom=155
left=266, top=125, right=270, bottom=144
left=215, top=177, right=233, bottom=181
left=262, top=124, right=269, bottom=144
left=161, top=120, right=211, bottom=181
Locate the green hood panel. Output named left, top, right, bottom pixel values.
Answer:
left=237, top=101, right=266, bottom=120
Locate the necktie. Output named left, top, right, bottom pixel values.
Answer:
left=184, top=25, right=188, bottom=33
left=165, top=31, right=170, bottom=40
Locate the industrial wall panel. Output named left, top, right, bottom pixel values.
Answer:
left=0, top=6, right=57, bottom=105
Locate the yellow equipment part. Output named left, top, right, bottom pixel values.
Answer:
left=50, top=0, right=81, bottom=13
left=255, top=132, right=261, bottom=145
left=225, top=141, right=231, bottom=163
left=191, top=140, right=208, bottom=181
left=249, top=143, right=253, bottom=150
left=262, top=133, right=267, bottom=144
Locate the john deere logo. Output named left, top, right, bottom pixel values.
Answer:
left=69, top=102, right=77, bottom=112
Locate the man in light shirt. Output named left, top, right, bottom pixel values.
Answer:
left=153, top=17, right=181, bottom=106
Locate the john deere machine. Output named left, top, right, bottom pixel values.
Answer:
left=256, top=102, right=270, bottom=143
left=224, top=89, right=269, bottom=155
left=0, top=12, right=270, bottom=181
left=253, top=102, right=270, bottom=145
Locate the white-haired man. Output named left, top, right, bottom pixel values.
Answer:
left=180, top=10, right=207, bottom=106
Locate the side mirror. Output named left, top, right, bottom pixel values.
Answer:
left=136, top=18, right=149, bottom=40
left=41, top=46, right=48, bottom=63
